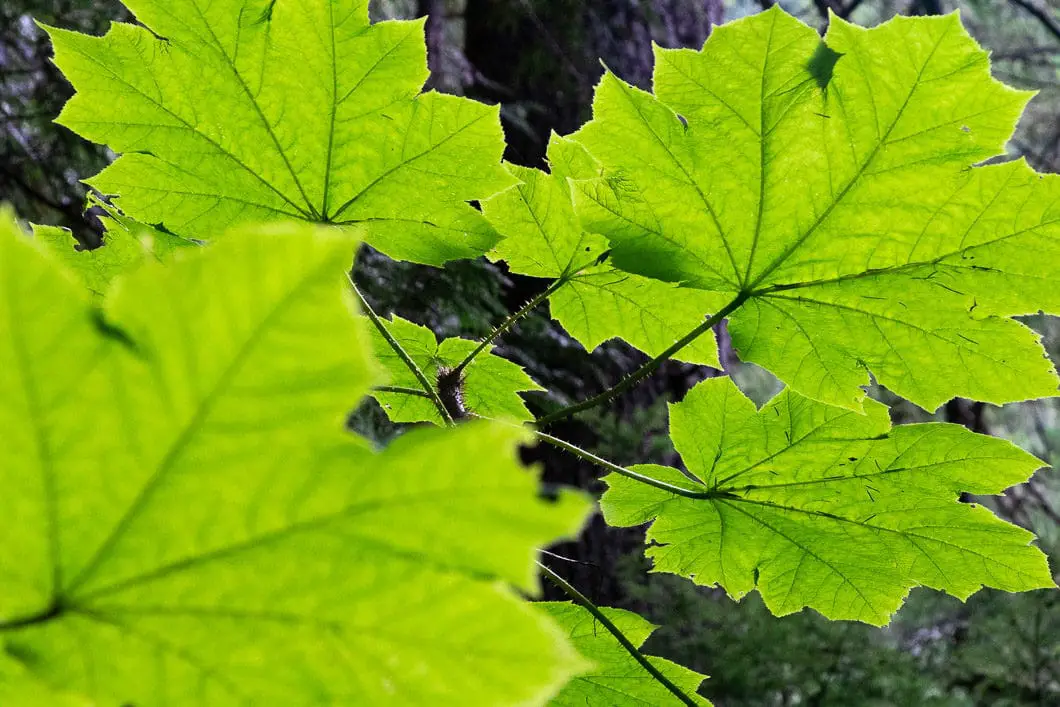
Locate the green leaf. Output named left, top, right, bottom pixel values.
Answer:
left=0, top=214, right=591, bottom=704
left=483, top=136, right=726, bottom=366
left=551, top=266, right=728, bottom=367
left=539, top=602, right=710, bottom=706
left=34, top=206, right=194, bottom=295
left=483, top=161, right=609, bottom=280
left=600, top=377, right=1054, bottom=625
left=47, top=0, right=514, bottom=265
left=571, top=7, right=1060, bottom=410
left=0, top=643, right=90, bottom=707
left=369, top=314, right=544, bottom=424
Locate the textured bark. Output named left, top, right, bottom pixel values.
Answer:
left=417, top=0, right=474, bottom=93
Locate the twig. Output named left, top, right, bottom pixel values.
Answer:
left=1008, top=0, right=1060, bottom=43
left=373, top=385, right=433, bottom=399
left=534, top=429, right=718, bottom=499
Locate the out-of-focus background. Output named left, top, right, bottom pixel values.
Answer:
left=3, top=1, right=1058, bottom=703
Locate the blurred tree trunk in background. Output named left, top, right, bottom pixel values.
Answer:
left=462, top=0, right=724, bottom=165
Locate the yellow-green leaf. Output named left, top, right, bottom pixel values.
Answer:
left=47, top=0, right=514, bottom=265
left=0, top=213, right=591, bottom=705
left=571, top=8, right=1059, bottom=410
left=601, top=377, right=1054, bottom=625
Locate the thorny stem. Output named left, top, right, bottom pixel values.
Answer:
left=535, top=291, right=750, bottom=427
left=347, top=273, right=454, bottom=426
left=537, top=561, right=702, bottom=707
left=465, top=413, right=723, bottom=500
left=373, top=385, right=433, bottom=399
left=451, top=276, right=570, bottom=377
left=534, top=430, right=719, bottom=499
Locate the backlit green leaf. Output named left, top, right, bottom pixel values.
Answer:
left=34, top=203, right=194, bottom=295
left=47, top=0, right=514, bottom=265
left=551, top=266, right=728, bottom=367
left=539, top=602, right=710, bottom=706
left=0, top=644, right=90, bottom=707
left=571, top=8, right=1060, bottom=410
left=0, top=214, right=591, bottom=705
left=601, top=377, right=1054, bottom=625
left=483, top=136, right=726, bottom=366
left=483, top=161, right=608, bottom=280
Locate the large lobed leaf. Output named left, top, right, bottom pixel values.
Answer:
left=0, top=213, right=591, bottom=705
left=47, top=0, right=514, bottom=265
left=539, top=602, right=710, bottom=705
left=601, top=377, right=1054, bottom=625
left=571, top=7, right=1060, bottom=411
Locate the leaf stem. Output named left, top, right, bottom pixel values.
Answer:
left=470, top=412, right=720, bottom=500
left=451, top=277, right=569, bottom=377
left=536, top=291, right=750, bottom=427
left=533, top=430, right=717, bottom=499
left=537, top=561, right=701, bottom=707
left=347, top=274, right=454, bottom=426
left=373, top=385, right=433, bottom=399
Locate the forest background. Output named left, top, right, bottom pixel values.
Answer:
left=2, top=0, right=1059, bottom=704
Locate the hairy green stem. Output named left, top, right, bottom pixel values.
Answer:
left=533, top=430, right=718, bottom=499
left=536, top=292, right=750, bottom=427
left=373, top=385, right=433, bottom=399
left=451, top=277, right=569, bottom=377
left=537, top=561, right=701, bottom=707
left=471, top=413, right=720, bottom=500
left=347, top=274, right=454, bottom=426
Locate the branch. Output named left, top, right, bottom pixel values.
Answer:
left=537, top=561, right=702, bottom=707
left=991, top=46, right=1060, bottom=61
left=535, top=291, right=749, bottom=427
left=1008, top=0, right=1060, bottom=43
left=837, top=0, right=866, bottom=19
left=451, top=276, right=569, bottom=377
left=347, top=274, right=454, bottom=426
